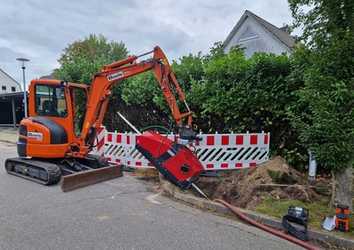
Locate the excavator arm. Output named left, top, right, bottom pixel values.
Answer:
left=80, top=46, right=193, bottom=145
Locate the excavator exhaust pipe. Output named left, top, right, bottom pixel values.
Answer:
left=60, top=165, right=123, bottom=192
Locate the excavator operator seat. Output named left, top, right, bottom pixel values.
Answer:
left=41, top=100, right=58, bottom=116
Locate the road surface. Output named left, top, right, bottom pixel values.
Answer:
left=0, top=141, right=302, bottom=250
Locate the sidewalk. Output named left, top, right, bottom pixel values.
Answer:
left=0, top=127, right=18, bottom=143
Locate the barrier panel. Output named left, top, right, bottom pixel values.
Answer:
left=92, top=128, right=270, bottom=170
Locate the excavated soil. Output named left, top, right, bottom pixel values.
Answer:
left=194, top=156, right=321, bottom=209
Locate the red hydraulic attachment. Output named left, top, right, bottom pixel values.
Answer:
left=136, top=131, right=204, bottom=189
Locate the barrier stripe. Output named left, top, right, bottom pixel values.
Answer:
left=92, top=127, right=270, bottom=170
left=221, top=135, right=229, bottom=145
left=236, top=135, right=243, bottom=145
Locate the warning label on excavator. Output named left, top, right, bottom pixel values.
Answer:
left=107, top=71, right=124, bottom=81
left=27, top=132, right=43, bottom=141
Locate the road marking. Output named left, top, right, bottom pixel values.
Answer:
left=145, top=193, right=162, bottom=205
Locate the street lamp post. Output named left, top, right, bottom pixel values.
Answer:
left=16, top=58, right=30, bottom=117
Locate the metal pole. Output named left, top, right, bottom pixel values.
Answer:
left=22, top=65, right=27, bottom=117
left=16, top=58, right=29, bottom=118
left=116, top=112, right=141, bottom=134
left=11, top=97, right=16, bottom=127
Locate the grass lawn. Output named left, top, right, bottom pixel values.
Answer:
left=255, top=197, right=354, bottom=239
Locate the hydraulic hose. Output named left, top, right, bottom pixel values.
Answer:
left=214, top=199, right=319, bottom=250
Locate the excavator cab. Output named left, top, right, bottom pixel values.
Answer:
left=16, top=80, right=89, bottom=159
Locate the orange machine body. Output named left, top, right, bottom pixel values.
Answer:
left=16, top=47, right=201, bottom=189
left=18, top=80, right=89, bottom=158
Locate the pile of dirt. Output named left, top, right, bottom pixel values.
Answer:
left=194, top=156, right=321, bottom=209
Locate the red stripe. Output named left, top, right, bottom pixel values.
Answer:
left=235, top=163, right=243, bottom=168
left=107, top=133, right=112, bottom=142
left=116, top=134, right=122, bottom=143
left=136, top=161, right=142, bottom=166
left=107, top=157, right=112, bottom=161
left=221, top=163, right=228, bottom=168
left=264, top=134, right=269, bottom=144
left=221, top=135, right=229, bottom=145
left=127, top=161, right=131, bottom=165
left=97, top=127, right=104, bottom=133
left=249, top=162, right=257, bottom=167
left=250, top=135, right=258, bottom=145
left=126, top=136, right=130, bottom=144
left=236, top=135, right=243, bottom=145
left=207, top=136, right=214, bottom=145
left=97, top=138, right=105, bottom=150
left=206, top=163, right=214, bottom=169
left=115, top=159, right=121, bottom=163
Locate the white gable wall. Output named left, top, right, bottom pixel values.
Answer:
left=0, top=69, right=21, bottom=93
left=224, top=16, right=291, bottom=57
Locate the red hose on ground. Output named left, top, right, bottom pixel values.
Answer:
left=215, top=199, right=319, bottom=250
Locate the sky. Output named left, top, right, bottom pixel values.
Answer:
left=0, top=0, right=294, bottom=85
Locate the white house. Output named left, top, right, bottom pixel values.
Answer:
left=0, top=68, right=21, bottom=93
left=223, top=10, right=295, bottom=57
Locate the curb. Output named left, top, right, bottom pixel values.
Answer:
left=133, top=168, right=159, bottom=178
left=159, top=176, right=354, bottom=250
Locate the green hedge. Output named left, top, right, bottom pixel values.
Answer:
left=120, top=45, right=308, bottom=169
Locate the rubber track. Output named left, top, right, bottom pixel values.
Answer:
left=5, top=158, right=61, bottom=185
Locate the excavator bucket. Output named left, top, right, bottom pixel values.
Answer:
left=60, top=165, right=123, bottom=192
left=136, top=131, right=204, bottom=189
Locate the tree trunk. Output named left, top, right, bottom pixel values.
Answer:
left=330, top=167, right=353, bottom=211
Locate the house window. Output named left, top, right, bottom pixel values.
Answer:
left=1, top=86, right=6, bottom=91
left=11, top=86, right=16, bottom=92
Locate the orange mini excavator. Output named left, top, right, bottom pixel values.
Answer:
left=5, top=46, right=204, bottom=192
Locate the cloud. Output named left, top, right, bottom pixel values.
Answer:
left=0, top=0, right=294, bottom=83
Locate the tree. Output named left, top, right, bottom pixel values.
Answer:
left=288, top=0, right=354, bottom=209
left=54, top=34, right=129, bottom=129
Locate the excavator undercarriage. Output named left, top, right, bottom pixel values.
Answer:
left=5, top=155, right=122, bottom=191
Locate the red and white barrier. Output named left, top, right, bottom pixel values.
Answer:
left=92, top=128, right=270, bottom=170
left=94, top=127, right=106, bottom=156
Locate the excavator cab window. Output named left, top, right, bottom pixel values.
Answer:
left=70, top=86, right=87, bottom=137
left=35, top=84, right=67, bottom=117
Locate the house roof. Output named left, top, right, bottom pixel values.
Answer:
left=0, top=68, right=22, bottom=90
left=40, top=73, right=55, bottom=79
left=223, top=10, right=295, bottom=50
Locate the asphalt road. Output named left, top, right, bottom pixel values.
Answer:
left=0, top=142, right=302, bottom=250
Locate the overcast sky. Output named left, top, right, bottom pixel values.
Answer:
left=0, top=0, right=294, bottom=85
